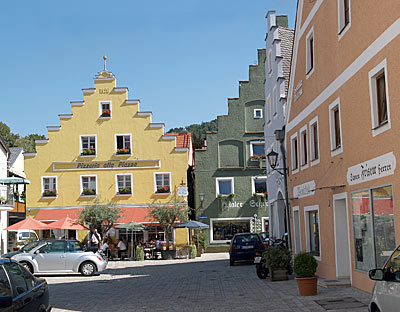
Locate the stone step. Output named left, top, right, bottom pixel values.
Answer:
left=318, top=278, right=351, bottom=288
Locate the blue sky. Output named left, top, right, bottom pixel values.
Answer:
left=1, top=0, right=296, bottom=137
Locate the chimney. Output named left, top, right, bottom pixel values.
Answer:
left=276, top=15, right=289, bottom=28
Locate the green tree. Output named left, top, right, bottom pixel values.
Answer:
left=0, top=122, right=19, bottom=147
left=78, top=200, right=122, bottom=243
left=15, top=133, right=46, bottom=153
left=149, top=201, right=188, bottom=250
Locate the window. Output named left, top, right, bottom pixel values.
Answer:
left=300, top=126, right=308, bottom=167
left=66, top=241, right=83, bottom=253
left=253, top=109, right=263, bottom=119
left=80, top=135, right=96, bottom=156
left=38, top=241, right=66, bottom=253
left=291, top=133, right=299, bottom=171
left=338, top=0, right=350, bottom=35
left=115, top=134, right=131, bottom=155
left=252, top=177, right=267, bottom=195
left=42, top=176, right=57, bottom=197
left=352, top=186, right=395, bottom=271
left=116, top=174, right=132, bottom=195
left=210, top=218, right=250, bottom=242
left=81, top=175, right=97, bottom=196
left=99, top=101, right=111, bottom=118
left=250, top=141, right=265, bottom=157
left=216, top=177, right=234, bottom=197
left=0, top=266, right=11, bottom=297
left=329, top=99, right=343, bottom=156
left=369, top=60, right=390, bottom=136
left=3, top=262, right=28, bottom=296
left=273, top=87, right=278, bottom=116
left=307, top=210, right=320, bottom=257
left=310, top=118, right=319, bottom=163
left=154, top=173, right=171, bottom=194
left=268, top=49, right=273, bottom=75
left=267, top=95, right=272, bottom=123
left=306, top=28, right=314, bottom=76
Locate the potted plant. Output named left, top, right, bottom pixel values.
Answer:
left=101, top=109, right=111, bottom=117
left=82, top=188, right=96, bottom=196
left=264, top=246, right=291, bottom=281
left=117, top=148, right=130, bottom=154
left=118, top=187, right=131, bottom=195
left=293, top=252, right=318, bottom=296
left=193, top=230, right=207, bottom=257
left=81, top=148, right=96, bottom=156
left=156, top=186, right=170, bottom=194
left=189, top=244, right=197, bottom=259
left=136, top=245, right=144, bottom=261
left=43, top=189, right=57, bottom=197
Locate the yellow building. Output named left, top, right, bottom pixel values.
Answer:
left=24, top=57, right=192, bottom=244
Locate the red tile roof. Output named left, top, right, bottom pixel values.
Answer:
left=164, top=132, right=192, bottom=148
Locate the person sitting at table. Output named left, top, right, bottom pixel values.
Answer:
left=117, top=238, right=127, bottom=260
left=101, top=239, right=109, bottom=257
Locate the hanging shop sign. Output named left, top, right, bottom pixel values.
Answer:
left=347, top=152, right=396, bottom=186
left=52, top=159, right=160, bottom=171
left=293, top=180, right=316, bottom=198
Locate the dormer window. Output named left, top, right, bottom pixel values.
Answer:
left=100, top=101, right=112, bottom=118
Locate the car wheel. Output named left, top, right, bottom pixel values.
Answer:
left=80, top=261, right=96, bottom=276
left=370, top=304, right=380, bottom=312
left=230, top=259, right=235, bottom=266
left=20, top=261, right=33, bottom=274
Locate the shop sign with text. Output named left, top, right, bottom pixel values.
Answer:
left=52, top=159, right=160, bottom=171
left=293, top=180, right=315, bottom=198
left=347, top=152, right=396, bottom=185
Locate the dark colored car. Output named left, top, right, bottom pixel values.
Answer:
left=228, top=233, right=265, bottom=266
left=0, top=258, right=51, bottom=312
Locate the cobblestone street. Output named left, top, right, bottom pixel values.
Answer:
left=43, top=253, right=371, bottom=312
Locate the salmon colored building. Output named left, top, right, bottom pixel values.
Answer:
left=285, top=0, right=400, bottom=292
left=24, top=58, right=193, bottom=244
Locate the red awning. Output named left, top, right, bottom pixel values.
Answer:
left=34, top=207, right=158, bottom=225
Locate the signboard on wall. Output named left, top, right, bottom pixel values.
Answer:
left=347, top=152, right=396, bottom=186
left=52, top=159, right=160, bottom=171
left=293, top=180, right=316, bottom=199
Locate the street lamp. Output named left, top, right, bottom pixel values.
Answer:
left=199, top=193, right=205, bottom=209
left=267, top=150, right=279, bottom=170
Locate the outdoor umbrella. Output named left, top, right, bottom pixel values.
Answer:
left=115, top=222, right=148, bottom=259
left=5, top=217, right=48, bottom=230
left=46, top=216, right=88, bottom=230
left=174, top=220, right=209, bottom=246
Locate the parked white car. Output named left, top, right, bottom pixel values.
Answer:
left=8, top=230, right=39, bottom=251
left=11, top=239, right=108, bottom=276
left=369, top=244, right=400, bottom=312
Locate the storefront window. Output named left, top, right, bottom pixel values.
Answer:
left=352, top=186, right=395, bottom=272
left=212, top=219, right=250, bottom=242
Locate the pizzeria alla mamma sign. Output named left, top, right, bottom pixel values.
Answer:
left=347, top=152, right=396, bottom=186
left=52, top=160, right=160, bottom=171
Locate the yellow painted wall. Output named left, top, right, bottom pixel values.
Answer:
left=25, top=72, right=190, bottom=210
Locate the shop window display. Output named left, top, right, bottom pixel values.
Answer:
left=212, top=219, right=250, bottom=241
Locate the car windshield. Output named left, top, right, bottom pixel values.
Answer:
left=21, top=241, right=42, bottom=252
left=233, top=234, right=260, bottom=245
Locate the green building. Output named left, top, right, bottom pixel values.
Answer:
left=194, top=49, right=267, bottom=249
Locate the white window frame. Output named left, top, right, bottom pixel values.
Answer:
left=306, top=27, right=315, bottom=79
left=304, top=205, right=321, bottom=261
left=154, top=172, right=171, bottom=194
left=115, top=173, right=133, bottom=196
left=292, top=206, right=302, bottom=253
left=268, top=49, right=273, bottom=76
left=290, top=132, right=299, bottom=174
left=80, top=175, right=97, bottom=196
left=215, top=177, right=234, bottom=197
left=250, top=141, right=265, bottom=157
left=253, top=109, right=263, bottom=119
left=251, top=176, right=267, bottom=195
left=329, top=98, right=343, bottom=157
left=273, top=87, right=278, bottom=118
left=309, top=116, right=320, bottom=166
left=80, top=135, right=97, bottom=157
left=115, top=133, right=132, bottom=156
left=99, top=101, right=112, bottom=118
left=209, top=217, right=252, bottom=244
left=338, top=0, right=351, bottom=40
left=300, top=125, right=308, bottom=169
left=267, top=95, right=272, bottom=125
left=369, top=59, right=391, bottom=137
left=41, top=176, right=58, bottom=197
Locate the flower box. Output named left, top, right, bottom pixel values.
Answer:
left=116, top=148, right=131, bottom=155
left=101, top=110, right=111, bottom=117
left=118, top=187, right=132, bottom=195
left=81, top=148, right=96, bottom=156
left=82, top=189, right=96, bottom=196
left=43, top=190, right=57, bottom=197
left=250, top=154, right=266, bottom=161
left=156, top=186, right=170, bottom=194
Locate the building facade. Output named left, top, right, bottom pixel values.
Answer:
left=286, top=0, right=400, bottom=292
left=25, top=60, right=193, bottom=243
left=264, top=11, right=294, bottom=240
left=195, top=49, right=268, bottom=248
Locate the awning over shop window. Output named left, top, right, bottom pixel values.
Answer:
left=0, top=178, right=30, bottom=184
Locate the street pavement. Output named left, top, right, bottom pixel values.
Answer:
left=44, top=253, right=371, bottom=312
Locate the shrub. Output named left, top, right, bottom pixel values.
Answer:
left=264, top=246, right=291, bottom=270
left=293, top=252, right=318, bottom=278
left=189, top=245, right=197, bottom=259
left=136, top=246, right=144, bottom=261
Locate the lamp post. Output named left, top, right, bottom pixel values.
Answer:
left=266, top=128, right=293, bottom=253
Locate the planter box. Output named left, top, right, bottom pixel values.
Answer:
left=295, top=276, right=318, bottom=296
left=196, top=248, right=203, bottom=257
left=82, top=191, right=96, bottom=196
left=270, top=268, right=288, bottom=281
